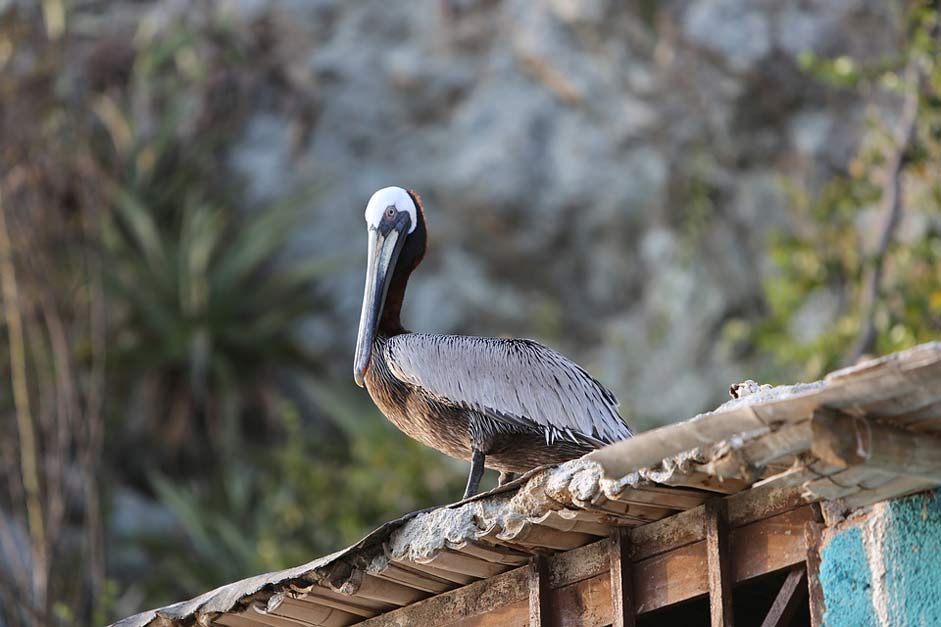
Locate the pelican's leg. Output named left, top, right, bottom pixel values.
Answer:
left=498, top=471, right=517, bottom=486
left=463, top=450, right=485, bottom=500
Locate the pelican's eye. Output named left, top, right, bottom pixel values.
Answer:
left=385, top=206, right=396, bottom=220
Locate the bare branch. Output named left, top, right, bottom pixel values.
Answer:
left=0, top=190, right=48, bottom=606
left=0, top=568, right=52, bottom=627
left=82, top=203, right=108, bottom=606
left=844, top=64, right=921, bottom=366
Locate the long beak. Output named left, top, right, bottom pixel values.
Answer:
left=354, top=227, right=403, bottom=387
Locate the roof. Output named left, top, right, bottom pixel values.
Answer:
left=114, top=342, right=941, bottom=627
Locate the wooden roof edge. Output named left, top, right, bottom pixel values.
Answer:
left=108, top=511, right=428, bottom=627
left=109, top=341, right=941, bottom=627
left=587, top=341, right=941, bottom=479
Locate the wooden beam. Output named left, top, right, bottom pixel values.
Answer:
left=529, top=556, right=549, bottom=627
left=608, top=527, right=635, bottom=627
left=705, top=499, right=734, bottom=627
left=810, top=409, right=941, bottom=482
left=759, top=567, right=807, bottom=627
left=706, top=421, right=814, bottom=480
left=804, top=522, right=825, bottom=627
left=586, top=405, right=770, bottom=478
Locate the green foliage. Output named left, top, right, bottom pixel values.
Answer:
left=742, top=0, right=941, bottom=381
left=102, top=186, right=331, bottom=466
left=87, top=14, right=336, bottom=475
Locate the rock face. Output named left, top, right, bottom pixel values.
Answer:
left=217, top=0, right=900, bottom=428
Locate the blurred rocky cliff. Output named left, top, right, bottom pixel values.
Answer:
left=106, top=0, right=904, bottom=427
left=201, top=0, right=903, bottom=427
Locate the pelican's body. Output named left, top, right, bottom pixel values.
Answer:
left=354, top=187, right=632, bottom=498
left=365, top=333, right=619, bottom=473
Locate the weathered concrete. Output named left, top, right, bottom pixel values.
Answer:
left=820, top=488, right=941, bottom=626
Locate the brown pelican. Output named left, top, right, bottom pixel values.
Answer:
left=353, top=187, right=632, bottom=499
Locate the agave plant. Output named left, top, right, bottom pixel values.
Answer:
left=104, top=190, right=336, bottom=469
left=92, top=14, right=334, bottom=477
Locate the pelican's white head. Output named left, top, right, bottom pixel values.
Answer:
left=365, top=186, right=417, bottom=234
left=355, top=186, right=423, bottom=387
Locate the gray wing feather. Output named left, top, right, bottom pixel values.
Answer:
left=383, top=334, right=632, bottom=445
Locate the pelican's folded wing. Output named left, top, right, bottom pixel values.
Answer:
left=383, top=334, right=632, bottom=445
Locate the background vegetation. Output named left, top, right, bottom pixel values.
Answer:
left=0, top=1, right=937, bottom=625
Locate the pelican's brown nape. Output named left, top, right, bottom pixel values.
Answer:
left=353, top=186, right=632, bottom=500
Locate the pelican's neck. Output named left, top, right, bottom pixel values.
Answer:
left=378, top=265, right=410, bottom=336
left=378, top=191, right=426, bottom=337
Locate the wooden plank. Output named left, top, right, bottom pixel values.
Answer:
left=706, top=421, right=813, bottom=480
left=502, top=524, right=597, bottom=551
left=300, top=586, right=394, bottom=614
left=859, top=472, right=897, bottom=490
left=529, top=556, right=549, bottom=627
left=393, top=558, right=477, bottom=585
left=592, top=499, right=680, bottom=522
left=457, top=579, right=618, bottom=627
left=804, top=522, right=825, bottom=627
left=863, top=382, right=941, bottom=421
left=249, top=602, right=343, bottom=627
left=821, top=353, right=941, bottom=412
left=450, top=600, right=528, bottom=627
left=586, top=405, right=770, bottom=478
left=550, top=572, right=611, bottom=627
left=344, top=573, right=429, bottom=606
left=902, top=416, right=941, bottom=433
left=631, top=482, right=807, bottom=562
left=414, top=548, right=513, bottom=579
left=274, top=597, right=366, bottom=625
left=547, top=537, right=608, bottom=589
left=753, top=465, right=821, bottom=491
left=360, top=567, right=530, bottom=627
left=212, top=612, right=268, bottom=627
left=530, top=510, right=615, bottom=536
left=705, top=499, right=734, bottom=627
left=731, top=507, right=815, bottom=582
left=440, top=540, right=530, bottom=565
left=801, top=466, right=890, bottom=501
left=838, top=476, right=937, bottom=510
left=634, top=506, right=813, bottom=614
left=633, top=539, right=707, bottom=613
left=810, top=409, right=941, bottom=482
left=608, top=527, right=635, bottom=627
left=655, top=472, right=751, bottom=494
left=727, top=482, right=810, bottom=525
left=371, top=562, right=456, bottom=594
left=216, top=614, right=282, bottom=627
left=759, top=567, right=807, bottom=627
left=607, top=485, right=712, bottom=510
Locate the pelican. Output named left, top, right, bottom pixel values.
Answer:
left=354, top=187, right=632, bottom=499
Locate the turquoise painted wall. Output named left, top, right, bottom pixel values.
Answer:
left=820, top=527, right=876, bottom=627
left=819, top=488, right=941, bottom=626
